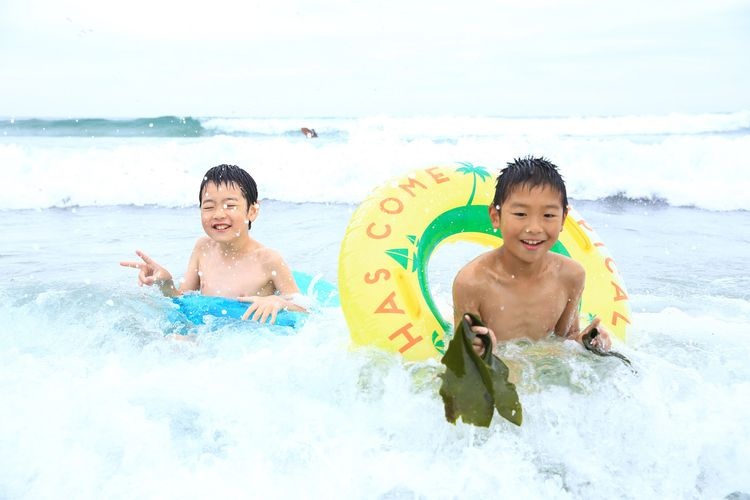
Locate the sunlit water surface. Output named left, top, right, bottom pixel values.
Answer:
left=1, top=200, right=749, bottom=499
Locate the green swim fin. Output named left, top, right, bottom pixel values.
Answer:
left=582, top=328, right=636, bottom=373
left=439, top=313, right=522, bottom=427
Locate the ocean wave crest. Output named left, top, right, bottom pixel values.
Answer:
left=1, top=116, right=206, bottom=138
left=2, top=113, right=749, bottom=211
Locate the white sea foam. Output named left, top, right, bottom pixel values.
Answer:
left=1, top=286, right=748, bottom=499
left=2, top=112, right=749, bottom=211
left=203, top=111, right=750, bottom=138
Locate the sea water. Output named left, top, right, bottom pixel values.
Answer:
left=1, top=114, right=749, bottom=499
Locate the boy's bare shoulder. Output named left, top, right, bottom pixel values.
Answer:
left=254, top=246, right=288, bottom=266
left=193, top=236, right=214, bottom=250
left=553, top=253, right=585, bottom=287
left=453, top=251, right=495, bottom=290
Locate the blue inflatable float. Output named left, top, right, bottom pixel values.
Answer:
left=170, top=271, right=339, bottom=328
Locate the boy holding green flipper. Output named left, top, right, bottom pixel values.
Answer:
left=452, top=157, right=612, bottom=356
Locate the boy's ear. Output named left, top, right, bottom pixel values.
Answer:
left=489, top=204, right=501, bottom=229
left=246, top=202, right=260, bottom=222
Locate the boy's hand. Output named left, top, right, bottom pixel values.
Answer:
left=467, top=314, right=497, bottom=357
left=238, top=295, right=286, bottom=324
left=579, top=317, right=612, bottom=351
left=120, top=250, right=174, bottom=288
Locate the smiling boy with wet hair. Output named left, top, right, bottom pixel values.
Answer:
left=452, top=156, right=612, bottom=356
left=492, top=156, right=569, bottom=212
left=199, top=164, right=258, bottom=229
left=122, top=164, right=303, bottom=324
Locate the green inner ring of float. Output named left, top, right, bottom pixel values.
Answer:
left=415, top=205, right=570, bottom=336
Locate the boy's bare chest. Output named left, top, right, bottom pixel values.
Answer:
left=198, top=254, right=272, bottom=297
left=479, top=278, right=569, bottom=341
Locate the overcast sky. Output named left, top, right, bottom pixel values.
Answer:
left=2, top=0, right=749, bottom=118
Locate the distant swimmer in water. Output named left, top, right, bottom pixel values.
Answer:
left=301, top=127, right=318, bottom=138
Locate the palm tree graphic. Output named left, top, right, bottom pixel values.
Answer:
left=456, top=161, right=490, bottom=206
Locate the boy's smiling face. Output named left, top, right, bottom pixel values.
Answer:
left=200, top=181, right=258, bottom=242
left=490, top=184, right=566, bottom=265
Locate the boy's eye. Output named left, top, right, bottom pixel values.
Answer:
left=512, top=212, right=526, bottom=217
left=202, top=205, right=214, bottom=210
left=224, top=204, right=237, bottom=209
left=544, top=213, right=558, bottom=218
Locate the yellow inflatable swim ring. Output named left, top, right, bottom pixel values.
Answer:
left=338, top=163, right=632, bottom=362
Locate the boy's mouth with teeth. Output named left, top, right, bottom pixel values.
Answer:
left=521, top=239, right=543, bottom=247
left=213, top=223, right=231, bottom=230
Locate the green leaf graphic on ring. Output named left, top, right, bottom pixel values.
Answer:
left=386, top=235, right=420, bottom=271
left=439, top=313, right=522, bottom=427
left=384, top=248, right=411, bottom=271
left=456, top=162, right=491, bottom=206
left=431, top=330, right=445, bottom=354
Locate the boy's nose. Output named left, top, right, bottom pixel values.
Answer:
left=525, top=219, right=543, bottom=234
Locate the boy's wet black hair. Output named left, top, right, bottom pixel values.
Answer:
left=199, top=164, right=259, bottom=229
left=493, top=156, right=568, bottom=214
